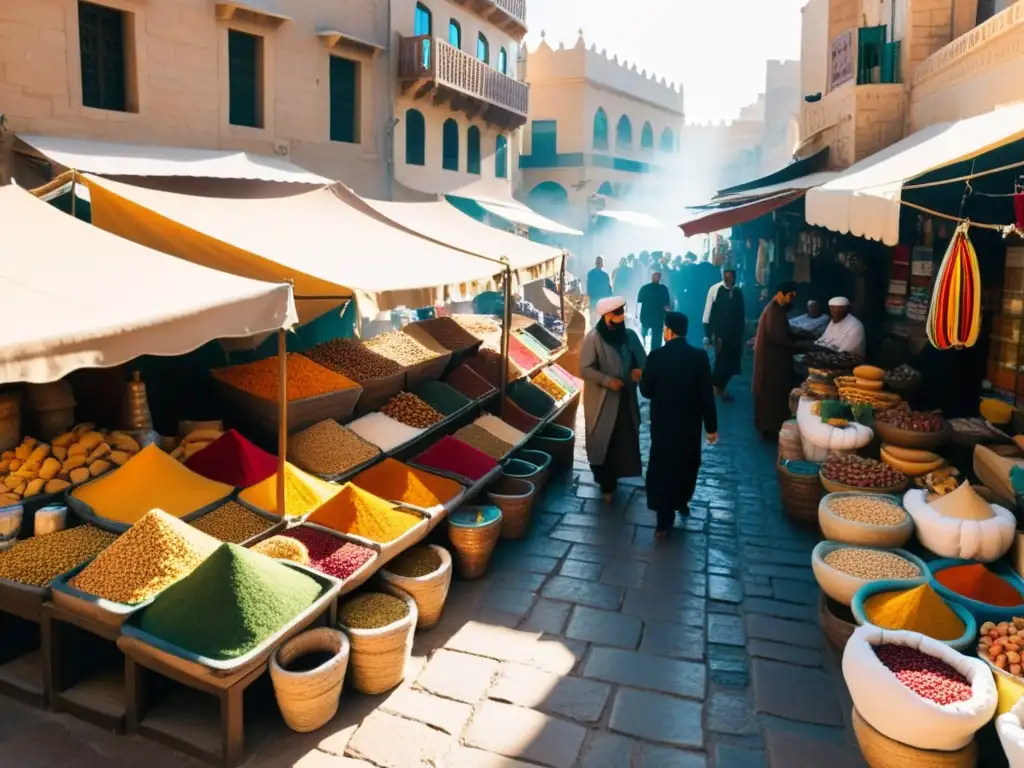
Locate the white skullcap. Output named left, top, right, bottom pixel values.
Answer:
left=828, top=297, right=851, bottom=307
left=596, top=296, right=626, bottom=315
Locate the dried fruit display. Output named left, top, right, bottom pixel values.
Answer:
left=877, top=403, right=944, bottom=433
left=822, top=454, right=906, bottom=489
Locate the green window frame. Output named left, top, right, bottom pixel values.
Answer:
left=228, top=29, right=261, bottom=128
left=495, top=134, right=508, bottom=178
left=467, top=126, right=481, bottom=175
left=78, top=1, right=127, bottom=112
left=405, top=108, right=426, bottom=165
left=442, top=118, right=459, bottom=171
left=329, top=56, right=358, bottom=143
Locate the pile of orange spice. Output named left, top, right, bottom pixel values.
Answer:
left=935, top=563, right=1024, bottom=607
left=350, top=458, right=463, bottom=509
left=213, top=354, right=359, bottom=403
left=307, top=484, right=422, bottom=543
left=863, top=583, right=965, bottom=641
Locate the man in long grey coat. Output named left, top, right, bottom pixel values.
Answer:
left=580, top=296, right=648, bottom=503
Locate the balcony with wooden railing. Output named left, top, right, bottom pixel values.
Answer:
left=447, top=0, right=527, bottom=38
left=398, top=36, right=530, bottom=128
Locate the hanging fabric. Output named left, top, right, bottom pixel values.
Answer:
left=1013, top=191, right=1024, bottom=231
left=926, top=223, right=981, bottom=350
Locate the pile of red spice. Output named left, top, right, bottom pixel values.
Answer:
left=445, top=365, right=497, bottom=400
left=874, top=644, right=972, bottom=705
left=412, top=436, right=498, bottom=482
left=184, top=429, right=278, bottom=487
left=935, top=563, right=1024, bottom=607
left=508, top=335, right=543, bottom=372
left=281, top=526, right=376, bottom=580
left=501, top=398, right=541, bottom=433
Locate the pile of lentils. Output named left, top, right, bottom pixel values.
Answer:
left=466, top=348, right=521, bottom=387
left=452, top=424, right=513, bottom=460
left=828, top=496, right=906, bottom=527
left=288, top=419, right=380, bottom=477
left=873, top=643, right=973, bottom=705
left=251, top=535, right=311, bottom=565
left=212, top=354, right=357, bottom=403
left=304, top=339, right=403, bottom=382
left=340, top=592, right=408, bottom=629
left=414, top=381, right=471, bottom=416
left=452, top=314, right=501, bottom=338
left=823, top=454, right=907, bottom=489
left=823, top=547, right=921, bottom=581
left=387, top=546, right=442, bottom=578
left=414, top=317, right=482, bottom=351
left=192, top=501, right=276, bottom=544
left=445, top=365, right=496, bottom=399
left=281, top=527, right=376, bottom=580
left=365, top=331, right=441, bottom=367
left=381, top=392, right=445, bottom=430
left=0, top=525, right=117, bottom=587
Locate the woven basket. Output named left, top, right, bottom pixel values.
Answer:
left=488, top=476, right=536, bottom=540
left=339, top=585, right=417, bottom=695
left=448, top=508, right=502, bottom=579
left=852, top=708, right=977, bottom=768
left=379, top=545, right=452, bottom=630
left=873, top=420, right=951, bottom=451
left=270, top=628, right=350, bottom=733
left=777, top=463, right=824, bottom=528
left=528, top=424, right=575, bottom=469
left=818, top=593, right=857, bottom=651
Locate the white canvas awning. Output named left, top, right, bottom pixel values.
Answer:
left=16, top=134, right=331, bottom=185
left=0, top=184, right=296, bottom=384
left=805, top=103, right=1024, bottom=245
left=450, top=193, right=584, bottom=236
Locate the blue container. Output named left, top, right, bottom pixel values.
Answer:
left=850, top=578, right=977, bottom=653
left=927, top=558, right=1024, bottom=626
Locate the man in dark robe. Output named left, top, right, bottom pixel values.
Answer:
left=753, top=281, right=802, bottom=439
left=586, top=256, right=613, bottom=327
left=702, top=266, right=745, bottom=401
left=637, top=270, right=672, bottom=351
left=640, top=312, right=718, bottom=539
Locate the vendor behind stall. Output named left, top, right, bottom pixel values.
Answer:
left=789, top=300, right=830, bottom=339
left=816, top=297, right=865, bottom=357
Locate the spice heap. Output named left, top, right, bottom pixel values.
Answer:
left=822, top=454, right=906, bottom=489
left=414, top=317, right=481, bottom=351
left=184, top=429, right=278, bottom=487
left=380, top=392, right=445, bottom=429
left=303, top=339, right=403, bottom=382
left=192, top=501, right=275, bottom=544
left=340, top=592, right=409, bottom=629
left=445, top=365, right=496, bottom=400
left=523, top=323, right=563, bottom=351
left=532, top=370, right=571, bottom=402
left=401, top=324, right=456, bottom=357
left=513, top=331, right=553, bottom=361
left=352, top=458, right=465, bottom=508
left=452, top=425, right=513, bottom=461
left=212, top=354, right=359, bottom=402
left=501, top=399, right=541, bottom=433
left=827, top=496, right=906, bottom=527
left=288, top=420, right=380, bottom=477
left=466, top=349, right=523, bottom=387
left=874, top=644, right=972, bottom=705
left=239, top=462, right=342, bottom=518
left=411, top=437, right=498, bottom=483
left=507, top=335, right=543, bottom=371
left=508, top=381, right=557, bottom=417
left=387, top=546, right=441, bottom=578
left=73, top=444, right=233, bottom=525
left=364, top=331, right=443, bottom=367
left=452, top=314, right=501, bottom=338
left=822, top=548, right=921, bottom=581
left=863, top=583, right=965, bottom=641
left=0, top=525, right=116, bottom=587
left=548, top=364, right=582, bottom=391
left=307, top=483, right=422, bottom=544
left=936, top=563, right=1024, bottom=607
left=347, top=412, right=425, bottom=453
left=250, top=535, right=310, bottom=565
left=70, top=510, right=220, bottom=604
left=414, top=381, right=471, bottom=416
left=280, top=527, right=376, bottom=580
left=474, top=415, right=527, bottom=447
left=978, top=619, right=1024, bottom=676
left=137, top=543, right=323, bottom=661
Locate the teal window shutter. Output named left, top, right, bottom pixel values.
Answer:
left=495, top=135, right=508, bottom=178
left=330, top=57, right=358, bottom=143
left=229, top=30, right=261, bottom=127
left=405, top=109, right=426, bottom=165
left=467, top=126, right=481, bottom=175
left=79, top=2, right=127, bottom=112
left=857, top=25, right=886, bottom=85
left=443, top=118, right=459, bottom=170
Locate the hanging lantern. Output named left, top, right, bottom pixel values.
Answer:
left=926, top=223, right=981, bottom=350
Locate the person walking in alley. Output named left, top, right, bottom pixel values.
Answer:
left=752, top=280, right=804, bottom=440
left=702, top=265, right=746, bottom=401
left=586, top=256, right=613, bottom=328
left=637, top=270, right=672, bottom=351
left=640, top=312, right=718, bottom=539
left=580, top=296, right=647, bottom=503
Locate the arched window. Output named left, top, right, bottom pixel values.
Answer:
left=497, top=47, right=508, bottom=74
left=442, top=118, right=459, bottom=170
left=467, top=126, right=481, bottom=175
left=527, top=181, right=569, bottom=215
left=593, top=108, right=608, bottom=151
left=477, top=33, right=489, bottom=64
left=495, top=134, right=508, bottom=178
left=616, top=115, right=632, bottom=150
left=405, top=109, right=426, bottom=166
left=414, top=3, right=432, bottom=68
left=660, top=127, right=675, bottom=152
left=641, top=122, right=654, bottom=150
left=448, top=19, right=461, bottom=49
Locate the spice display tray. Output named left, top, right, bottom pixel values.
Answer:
left=213, top=377, right=363, bottom=437
left=850, top=577, right=977, bottom=653
left=312, top=452, right=383, bottom=485
left=0, top=575, right=49, bottom=621
left=305, top=507, right=430, bottom=572
left=66, top=487, right=233, bottom=534
left=407, top=459, right=500, bottom=490
left=50, top=558, right=155, bottom=630
left=404, top=353, right=453, bottom=391
left=927, top=557, right=1024, bottom=625
left=457, top=465, right=504, bottom=505
left=352, top=372, right=405, bottom=418
left=193, top=498, right=287, bottom=549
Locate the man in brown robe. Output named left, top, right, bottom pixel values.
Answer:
left=753, top=281, right=802, bottom=439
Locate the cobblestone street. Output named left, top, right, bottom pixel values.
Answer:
left=5, top=376, right=868, bottom=768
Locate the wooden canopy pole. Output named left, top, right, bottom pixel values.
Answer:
left=499, top=260, right=512, bottom=420
left=276, top=329, right=287, bottom=517
left=559, top=250, right=566, bottom=326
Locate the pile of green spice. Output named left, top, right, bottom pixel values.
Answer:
left=413, top=381, right=472, bottom=416
left=137, top=543, right=322, bottom=660
left=339, top=593, right=408, bottom=629
left=387, top=546, right=441, bottom=578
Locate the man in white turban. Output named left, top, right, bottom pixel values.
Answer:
left=816, top=297, right=865, bottom=357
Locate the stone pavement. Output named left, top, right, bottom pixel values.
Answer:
left=5, top=376, right=868, bottom=768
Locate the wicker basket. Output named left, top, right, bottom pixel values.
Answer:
left=528, top=424, right=575, bottom=469
left=270, top=628, right=350, bottom=733
left=777, top=463, right=824, bottom=528
left=379, top=545, right=452, bottom=630
left=852, top=708, right=977, bottom=768
left=818, top=593, right=857, bottom=651
left=820, top=474, right=908, bottom=495
left=338, top=585, right=417, bottom=695
left=488, top=476, right=536, bottom=540
left=873, top=420, right=951, bottom=451
left=448, top=506, right=502, bottom=579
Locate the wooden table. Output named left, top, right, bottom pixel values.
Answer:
left=0, top=580, right=51, bottom=707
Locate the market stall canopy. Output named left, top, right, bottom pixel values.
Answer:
left=15, top=134, right=331, bottom=185
left=805, top=103, right=1024, bottom=246
left=334, top=185, right=563, bottom=282
left=679, top=191, right=807, bottom=237
left=0, top=184, right=297, bottom=384
left=715, top=147, right=831, bottom=198
left=80, top=175, right=507, bottom=322
left=448, top=193, right=584, bottom=236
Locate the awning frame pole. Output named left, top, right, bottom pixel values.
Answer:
left=276, top=328, right=287, bottom=518
left=499, top=259, right=512, bottom=420
left=70, top=170, right=76, bottom=219
left=559, top=250, right=567, bottom=326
